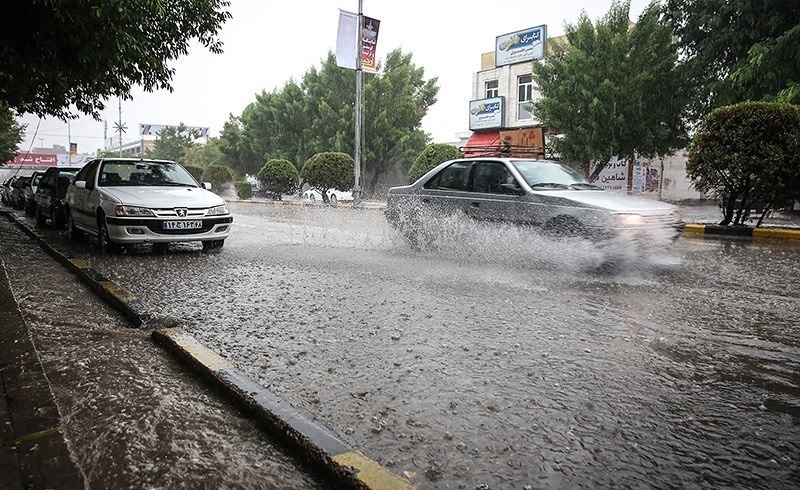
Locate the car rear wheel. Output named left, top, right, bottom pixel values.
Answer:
left=66, top=210, right=82, bottom=240
left=329, top=194, right=338, bottom=206
left=53, top=207, right=65, bottom=229
left=35, top=205, right=46, bottom=226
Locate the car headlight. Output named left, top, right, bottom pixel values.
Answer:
left=115, top=205, right=155, bottom=217
left=613, top=213, right=644, bottom=226
left=206, top=204, right=229, bottom=216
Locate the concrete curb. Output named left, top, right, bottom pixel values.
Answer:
left=0, top=209, right=416, bottom=490
left=682, top=223, right=800, bottom=240
left=227, top=198, right=386, bottom=211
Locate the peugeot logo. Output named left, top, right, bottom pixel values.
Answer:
left=175, top=208, right=188, bottom=217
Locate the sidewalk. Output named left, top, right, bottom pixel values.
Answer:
left=678, top=203, right=800, bottom=239
left=0, top=265, right=84, bottom=489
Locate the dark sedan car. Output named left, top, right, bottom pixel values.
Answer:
left=34, top=167, right=83, bottom=228
left=9, top=176, right=31, bottom=210
left=385, top=157, right=682, bottom=249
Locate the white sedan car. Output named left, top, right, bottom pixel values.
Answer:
left=65, top=158, right=232, bottom=253
left=301, top=187, right=353, bottom=205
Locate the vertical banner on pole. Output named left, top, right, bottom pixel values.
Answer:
left=336, top=10, right=358, bottom=69
left=361, top=16, right=380, bottom=73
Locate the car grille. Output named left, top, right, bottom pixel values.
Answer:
left=151, top=208, right=208, bottom=218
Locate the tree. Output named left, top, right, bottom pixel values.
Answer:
left=687, top=102, right=800, bottom=226
left=0, top=103, right=24, bottom=163
left=218, top=114, right=257, bottom=176
left=147, top=124, right=198, bottom=163
left=664, top=0, right=800, bottom=123
left=408, top=144, right=462, bottom=182
left=239, top=49, right=438, bottom=196
left=201, top=164, right=234, bottom=193
left=0, top=0, right=231, bottom=119
left=300, top=152, right=354, bottom=203
left=183, top=138, right=224, bottom=170
left=532, top=0, right=688, bottom=180
left=256, top=159, right=299, bottom=197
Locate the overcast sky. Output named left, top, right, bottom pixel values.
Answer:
left=18, top=0, right=651, bottom=155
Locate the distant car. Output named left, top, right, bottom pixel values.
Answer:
left=65, top=158, right=233, bottom=253
left=385, top=157, right=682, bottom=248
left=301, top=188, right=354, bottom=205
left=0, top=176, right=16, bottom=206
left=23, top=170, right=44, bottom=215
left=34, top=166, right=83, bottom=228
left=10, top=176, right=30, bottom=210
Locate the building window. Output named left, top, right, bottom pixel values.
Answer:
left=517, top=74, right=532, bottom=120
left=485, top=79, right=499, bottom=98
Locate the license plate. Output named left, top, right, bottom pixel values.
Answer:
left=163, top=220, right=202, bottom=230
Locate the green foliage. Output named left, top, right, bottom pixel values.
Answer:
left=183, top=164, right=204, bottom=182
left=183, top=138, right=223, bottom=169
left=256, top=159, right=299, bottom=196
left=0, top=0, right=231, bottom=119
left=238, top=49, right=437, bottom=196
left=201, top=164, right=234, bottom=193
left=218, top=114, right=255, bottom=176
left=0, top=103, right=24, bottom=163
left=234, top=180, right=253, bottom=200
left=687, top=102, right=800, bottom=226
left=408, top=144, right=462, bottom=182
left=532, top=0, right=688, bottom=179
left=147, top=124, right=198, bottom=163
left=664, top=0, right=800, bottom=122
left=300, top=152, right=354, bottom=203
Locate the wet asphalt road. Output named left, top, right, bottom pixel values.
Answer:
left=4, top=202, right=800, bottom=489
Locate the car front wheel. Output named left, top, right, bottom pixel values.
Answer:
left=35, top=205, right=46, bottom=226
left=202, top=240, right=224, bottom=251
left=98, top=216, right=120, bottom=254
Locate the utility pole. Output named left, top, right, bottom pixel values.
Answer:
left=118, top=97, right=123, bottom=157
left=353, top=0, right=363, bottom=200
left=67, top=121, right=71, bottom=163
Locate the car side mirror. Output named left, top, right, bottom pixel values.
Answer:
left=500, top=183, right=525, bottom=196
left=203, top=182, right=212, bottom=190
left=74, top=181, right=87, bottom=189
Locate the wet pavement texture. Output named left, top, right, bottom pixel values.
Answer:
left=0, top=216, right=329, bottom=489
left=5, top=202, right=800, bottom=489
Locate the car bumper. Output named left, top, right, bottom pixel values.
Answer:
left=105, top=216, right=233, bottom=244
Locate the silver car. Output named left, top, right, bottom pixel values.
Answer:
left=65, top=158, right=233, bottom=253
left=385, top=158, right=681, bottom=248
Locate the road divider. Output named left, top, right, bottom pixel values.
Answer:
left=682, top=223, right=800, bottom=240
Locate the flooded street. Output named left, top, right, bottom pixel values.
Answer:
left=0, top=216, right=329, bottom=489
left=4, top=202, right=799, bottom=489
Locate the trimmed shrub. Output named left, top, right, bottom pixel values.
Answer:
left=234, top=180, right=253, bottom=200
left=256, top=159, right=299, bottom=196
left=201, top=164, right=234, bottom=192
left=688, top=101, right=800, bottom=226
left=408, top=143, right=462, bottom=182
left=300, top=152, right=354, bottom=199
left=183, top=164, right=204, bottom=183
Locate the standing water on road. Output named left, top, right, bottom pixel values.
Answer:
left=32, top=204, right=800, bottom=489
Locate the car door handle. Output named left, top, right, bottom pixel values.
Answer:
left=470, top=202, right=480, bottom=208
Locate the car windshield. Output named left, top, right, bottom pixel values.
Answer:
left=510, top=160, right=601, bottom=190
left=98, top=160, right=198, bottom=187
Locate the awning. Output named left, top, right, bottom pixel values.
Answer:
left=461, top=131, right=501, bottom=157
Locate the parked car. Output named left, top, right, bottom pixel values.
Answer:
left=0, top=176, right=17, bottom=206
left=33, top=166, right=83, bottom=228
left=385, top=157, right=682, bottom=248
left=23, top=170, right=44, bottom=215
left=9, top=176, right=31, bottom=210
left=65, top=158, right=233, bottom=253
left=301, top=187, right=354, bottom=205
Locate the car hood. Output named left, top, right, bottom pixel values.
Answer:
left=101, top=186, right=226, bottom=208
left=534, top=190, right=676, bottom=214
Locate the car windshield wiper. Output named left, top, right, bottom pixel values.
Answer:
left=568, top=183, right=602, bottom=190
left=159, top=182, right=197, bottom=187
left=530, top=182, right=570, bottom=189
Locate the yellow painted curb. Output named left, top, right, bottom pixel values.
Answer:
left=753, top=227, right=800, bottom=240
left=98, top=281, right=138, bottom=303
left=333, top=451, right=417, bottom=490
left=68, top=258, right=92, bottom=269
left=156, top=328, right=234, bottom=371
left=683, top=223, right=706, bottom=234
